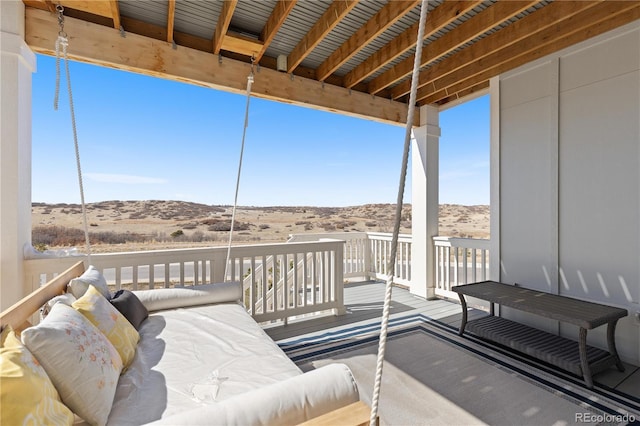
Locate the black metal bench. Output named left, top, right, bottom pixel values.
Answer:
left=452, top=281, right=628, bottom=388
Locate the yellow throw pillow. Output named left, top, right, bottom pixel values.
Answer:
left=0, top=326, right=74, bottom=426
left=73, top=285, right=140, bottom=368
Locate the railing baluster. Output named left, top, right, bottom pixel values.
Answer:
left=482, top=248, right=487, bottom=280
left=132, top=266, right=139, bottom=290
left=115, top=268, right=121, bottom=291
left=462, top=248, right=468, bottom=284
left=323, top=250, right=329, bottom=303
left=282, top=256, right=286, bottom=309
left=302, top=252, right=308, bottom=307
left=311, top=252, right=317, bottom=306
left=164, top=264, right=170, bottom=288
left=261, top=255, right=268, bottom=314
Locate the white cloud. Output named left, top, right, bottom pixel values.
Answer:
left=86, top=173, right=167, bottom=184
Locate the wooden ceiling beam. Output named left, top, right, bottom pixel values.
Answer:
left=420, top=1, right=639, bottom=105
left=23, top=0, right=121, bottom=28
left=117, top=14, right=353, bottom=89
left=167, top=0, right=175, bottom=43
left=415, top=0, right=605, bottom=103
left=342, top=0, right=481, bottom=89
left=287, top=0, right=358, bottom=73
left=435, top=80, right=489, bottom=107
left=256, top=0, right=298, bottom=63
left=213, top=0, right=237, bottom=54
left=386, top=0, right=539, bottom=99
left=315, top=0, right=419, bottom=82
left=220, top=32, right=264, bottom=58
left=402, top=0, right=600, bottom=103
left=25, top=8, right=413, bottom=126
left=109, top=0, right=120, bottom=29
left=50, top=1, right=114, bottom=18
left=23, top=0, right=56, bottom=13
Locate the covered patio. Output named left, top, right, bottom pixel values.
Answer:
left=267, top=281, right=640, bottom=425
left=2, top=0, right=640, bottom=424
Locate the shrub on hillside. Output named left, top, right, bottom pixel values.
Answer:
left=32, top=225, right=146, bottom=248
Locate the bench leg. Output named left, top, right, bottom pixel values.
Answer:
left=607, top=320, right=625, bottom=372
left=579, top=327, right=594, bottom=389
left=457, top=294, right=468, bottom=336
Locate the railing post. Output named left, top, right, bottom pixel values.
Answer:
left=364, top=234, right=372, bottom=281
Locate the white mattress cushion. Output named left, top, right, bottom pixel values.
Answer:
left=150, top=363, right=360, bottom=425
left=107, top=302, right=301, bottom=425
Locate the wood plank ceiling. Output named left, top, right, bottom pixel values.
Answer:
left=23, top=0, right=640, bottom=125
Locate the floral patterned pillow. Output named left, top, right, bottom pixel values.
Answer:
left=21, top=303, right=123, bottom=426
left=1, top=325, right=74, bottom=425
left=73, top=285, right=140, bottom=367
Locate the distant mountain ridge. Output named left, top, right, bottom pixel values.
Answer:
left=32, top=201, right=489, bottom=253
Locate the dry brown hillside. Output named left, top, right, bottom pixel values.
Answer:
left=31, top=201, right=489, bottom=253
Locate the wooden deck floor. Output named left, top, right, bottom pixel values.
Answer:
left=264, top=280, right=640, bottom=422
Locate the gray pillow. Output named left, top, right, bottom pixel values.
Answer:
left=110, top=290, right=148, bottom=330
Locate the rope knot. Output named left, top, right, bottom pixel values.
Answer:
left=56, top=35, right=69, bottom=49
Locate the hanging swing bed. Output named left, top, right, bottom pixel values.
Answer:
left=0, top=1, right=429, bottom=424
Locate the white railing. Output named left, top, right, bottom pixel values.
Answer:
left=287, top=232, right=369, bottom=280
left=366, top=232, right=412, bottom=287
left=288, top=232, right=412, bottom=286
left=23, top=240, right=345, bottom=324
left=226, top=240, right=345, bottom=323
left=23, top=234, right=491, bottom=320
left=433, top=236, right=490, bottom=299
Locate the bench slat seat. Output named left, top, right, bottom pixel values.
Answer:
left=467, top=316, right=614, bottom=376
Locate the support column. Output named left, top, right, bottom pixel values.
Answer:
left=1, top=1, right=36, bottom=310
left=411, top=105, right=440, bottom=299
left=489, top=76, right=500, bottom=283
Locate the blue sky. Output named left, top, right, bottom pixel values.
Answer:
left=31, top=54, right=489, bottom=207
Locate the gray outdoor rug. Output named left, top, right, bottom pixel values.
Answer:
left=279, top=315, right=640, bottom=426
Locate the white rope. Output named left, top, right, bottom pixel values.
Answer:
left=369, top=1, right=429, bottom=424
left=54, top=6, right=92, bottom=262
left=224, top=63, right=254, bottom=280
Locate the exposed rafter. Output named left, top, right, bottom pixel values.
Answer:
left=316, top=0, right=419, bottom=82
left=386, top=0, right=540, bottom=99
left=25, top=8, right=413, bottom=126
left=21, top=0, right=639, bottom=115
left=287, top=0, right=358, bottom=73
left=213, top=0, right=237, bottom=55
left=420, top=1, right=640, bottom=105
left=108, top=0, right=119, bottom=29
left=343, top=0, right=482, bottom=89
left=409, top=0, right=603, bottom=104
left=256, top=0, right=298, bottom=63
left=167, top=0, right=175, bottom=44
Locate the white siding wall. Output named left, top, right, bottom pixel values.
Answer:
left=496, top=20, right=640, bottom=364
